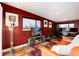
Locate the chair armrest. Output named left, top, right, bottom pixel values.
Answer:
left=51, top=45, right=70, bottom=55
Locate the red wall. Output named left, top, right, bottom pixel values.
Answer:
left=56, top=19, right=79, bottom=34
left=2, top=3, right=56, bottom=49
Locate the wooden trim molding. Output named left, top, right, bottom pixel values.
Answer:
left=2, top=43, right=28, bottom=53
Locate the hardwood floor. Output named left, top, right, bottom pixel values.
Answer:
left=3, top=46, right=31, bottom=56
left=3, top=44, right=61, bottom=56
left=3, top=37, right=73, bottom=56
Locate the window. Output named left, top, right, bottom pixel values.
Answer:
left=35, top=20, right=41, bottom=28
left=58, top=23, right=75, bottom=31
left=69, top=23, right=74, bottom=28
left=59, top=24, right=69, bottom=31
left=23, top=18, right=41, bottom=31
left=59, top=24, right=68, bottom=28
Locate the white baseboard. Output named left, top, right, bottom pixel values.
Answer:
left=2, top=43, right=28, bottom=53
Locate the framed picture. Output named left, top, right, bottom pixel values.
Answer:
left=49, top=22, right=52, bottom=28
left=44, top=20, right=48, bottom=27
left=5, top=12, right=18, bottom=26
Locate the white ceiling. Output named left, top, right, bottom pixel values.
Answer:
left=4, top=2, right=79, bottom=22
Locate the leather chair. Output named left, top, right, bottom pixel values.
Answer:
left=52, top=35, right=79, bottom=55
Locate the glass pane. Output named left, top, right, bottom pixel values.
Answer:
left=36, top=20, right=41, bottom=28
left=69, top=23, right=74, bottom=28
left=59, top=24, right=69, bottom=31
left=23, top=18, right=35, bottom=30
left=59, top=24, right=67, bottom=28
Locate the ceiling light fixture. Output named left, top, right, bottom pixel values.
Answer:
left=64, top=19, right=67, bottom=20
left=56, top=12, right=59, bottom=15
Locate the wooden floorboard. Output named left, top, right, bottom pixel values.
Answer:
left=3, top=37, right=72, bottom=56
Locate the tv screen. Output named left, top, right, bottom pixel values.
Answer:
left=58, top=28, right=62, bottom=32
left=70, top=28, right=77, bottom=32
left=32, top=27, right=41, bottom=33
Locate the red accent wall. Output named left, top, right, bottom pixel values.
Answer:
left=2, top=3, right=56, bottom=49
left=56, top=19, right=79, bottom=34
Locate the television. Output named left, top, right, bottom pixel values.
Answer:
left=58, top=28, right=63, bottom=32
left=34, top=27, right=41, bottom=32
left=70, top=28, right=77, bottom=32
left=31, top=27, right=41, bottom=36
